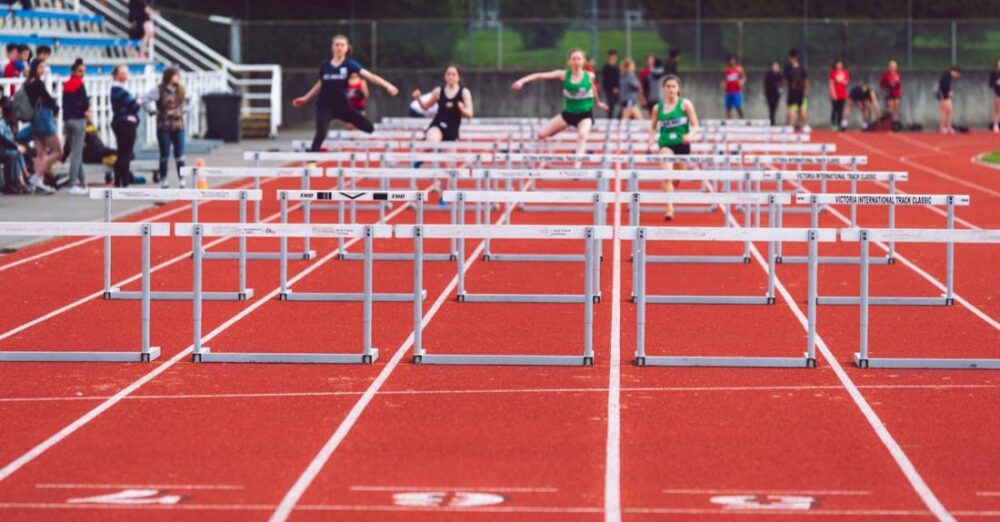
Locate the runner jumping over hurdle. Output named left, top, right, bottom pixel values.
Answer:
left=648, top=74, right=700, bottom=220
left=411, top=65, right=475, bottom=204
left=511, top=49, right=609, bottom=167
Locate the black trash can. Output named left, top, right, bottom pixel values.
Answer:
left=202, top=92, right=242, bottom=143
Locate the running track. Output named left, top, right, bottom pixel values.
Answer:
left=0, top=131, right=998, bottom=521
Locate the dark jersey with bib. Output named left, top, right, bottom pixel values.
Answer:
left=429, top=84, right=466, bottom=141
left=318, top=58, right=362, bottom=108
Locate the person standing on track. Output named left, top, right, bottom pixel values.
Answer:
left=618, top=58, right=643, bottom=121
left=647, top=75, right=699, bottom=221
left=937, top=66, right=961, bottom=134
left=848, top=83, right=880, bottom=130
left=784, top=49, right=809, bottom=131
left=293, top=34, right=399, bottom=152
left=880, top=60, right=902, bottom=123
left=110, top=64, right=141, bottom=188
left=511, top=48, right=608, bottom=164
left=764, top=61, right=783, bottom=126
left=601, top=49, right=620, bottom=120
left=828, top=59, right=849, bottom=131
left=721, top=55, right=746, bottom=120
left=989, top=57, right=1000, bottom=133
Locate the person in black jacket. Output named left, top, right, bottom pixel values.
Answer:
left=601, top=50, right=620, bottom=119
left=62, top=59, right=90, bottom=194
left=763, top=61, right=783, bottom=125
left=24, top=58, right=61, bottom=187
left=110, top=64, right=141, bottom=187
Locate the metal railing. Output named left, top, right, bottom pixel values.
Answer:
left=79, top=0, right=282, bottom=137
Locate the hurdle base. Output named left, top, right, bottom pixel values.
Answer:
left=638, top=204, right=718, bottom=214
left=854, top=353, right=1000, bottom=370
left=0, top=347, right=161, bottom=363
left=203, top=250, right=317, bottom=261
left=646, top=254, right=750, bottom=265
left=778, top=255, right=893, bottom=265
left=193, top=347, right=379, bottom=364
left=458, top=292, right=594, bottom=304
left=484, top=253, right=585, bottom=263
left=415, top=353, right=592, bottom=366
left=817, top=296, right=952, bottom=306
left=639, top=295, right=773, bottom=305
left=105, top=288, right=254, bottom=301
left=636, top=354, right=814, bottom=368
left=340, top=252, right=453, bottom=262
left=280, top=289, right=426, bottom=302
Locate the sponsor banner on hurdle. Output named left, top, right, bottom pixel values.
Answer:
left=623, top=226, right=836, bottom=368
left=701, top=118, right=773, bottom=127
left=748, top=154, right=867, bottom=166
left=843, top=228, right=1000, bottom=370
left=777, top=171, right=907, bottom=182
left=397, top=224, right=613, bottom=366
left=90, top=188, right=260, bottom=301
left=178, top=223, right=392, bottom=364
left=0, top=222, right=168, bottom=363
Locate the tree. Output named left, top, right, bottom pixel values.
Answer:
left=500, top=0, right=583, bottom=50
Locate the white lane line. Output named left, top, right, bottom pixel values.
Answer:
left=0, top=198, right=417, bottom=485
left=975, top=491, right=1000, bottom=497
left=36, top=483, right=244, bottom=491
left=875, top=133, right=1000, bottom=199
left=729, top=214, right=955, bottom=522
left=0, top=177, right=266, bottom=273
left=662, top=488, right=871, bottom=496
left=4, top=383, right=996, bottom=403
left=604, top=168, right=622, bottom=522
left=268, top=206, right=514, bottom=522
left=349, top=485, right=559, bottom=493
left=0, top=201, right=307, bottom=345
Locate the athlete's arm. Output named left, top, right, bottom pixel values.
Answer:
left=682, top=99, right=700, bottom=144
left=412, top=87, right=440, bottom=110
left=359, top=69, right=399, bottom=96
left=458, top=88, right=474, bottom=118
left=293, top=80, right=321, bottom=107
left=511, top=69, right=563, bottom=91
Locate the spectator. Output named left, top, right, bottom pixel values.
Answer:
left=880, top=60, right=901, bottom=122
left=763, top=61, right=783, bottom=125
left=62, top=58, right=90, bottom=195
left=784, top=49, right=809, bottom=131
left=937, top=66, right=960, bottom=134
left=346, top=71, right=368, bottom=116
left=142, top=67, right=187, bottom=188
left=24, top=58, right=61, bottom=191
left=0, top=97, right=31, bottom=195
left=848, top=84, right=880, bottom=130
left=601, top=49, right=620, bottom=119
left=829, top=59, right=849, bottom=130
left=110, top=64, right=141, bottom=187
left=408, top=91, right=437, bottom=118
left=644, top=58, right=665, bottom=117
left=638, top=54, right=654, bottom=105
left=36, top=45, right=51, bottom=62
left=664, top=49, right=681, bottom=77
left=4, top=44, right=28, bottom=95
left=990, top=56, right=1000, bottom=133
left=0, top=0, right=32, bottom=9
left=721, top=55, right=746, bottom=120
left=128, top=0, right=157, bottom=59
left=618, top=58, right=642, bottom=121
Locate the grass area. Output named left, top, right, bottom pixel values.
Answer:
left=980, top=151, right=1000, bottom=166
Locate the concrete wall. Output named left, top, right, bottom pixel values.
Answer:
left=281, top=68, right=999, bottom=131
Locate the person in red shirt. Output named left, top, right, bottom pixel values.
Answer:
left=638, top=54, right=654, bottom=107
left=828, top=59, right=849, bottom=130
left=880, top=60, right=902, bottom=122
left=721, top=55, right=746, bottom=119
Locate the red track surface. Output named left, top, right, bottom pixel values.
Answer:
left=0, top=131, right=998, bottom=521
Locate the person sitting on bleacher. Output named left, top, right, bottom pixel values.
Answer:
left=0, top=1, right=32, bottom=10
left=0, top=97, right=34, bottom=195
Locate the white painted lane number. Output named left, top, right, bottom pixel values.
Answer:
left=710, top=494, right=816, bottom=510
left=67, top=488, right=184, bottom=505
left=393, top=491, right=506, bottom=508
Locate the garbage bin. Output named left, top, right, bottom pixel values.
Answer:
left=202, top=92, right=242, bottom=143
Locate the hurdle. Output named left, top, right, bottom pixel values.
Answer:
left=397, top=224, right=613, bottom=366
left=626, top=192, right=790, bottom=274
left=180, top=222, right=392, bottom=364
left=181, top=166, right=323, bottom=260
left=817, top=195, right=971, bottom=306
left=0, top=222, right=168, bottom=363
left=91, top=188, right=258, bottom=301
left=844, top=228, right=1000, bottom=369
left=780, top=178, right=910, bottom=265
left=625, top=226, right=836, bottom=367
left=701, top=118, right=773, bottom=126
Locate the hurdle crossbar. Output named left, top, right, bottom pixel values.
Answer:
left=625, top=226, right=836, bottom=367
left=0, top=222, right=168, bottom=363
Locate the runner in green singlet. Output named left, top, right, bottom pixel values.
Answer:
left=647, top=74, right=700, bottom=220
left=511, top=48, right=609, bottom=164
